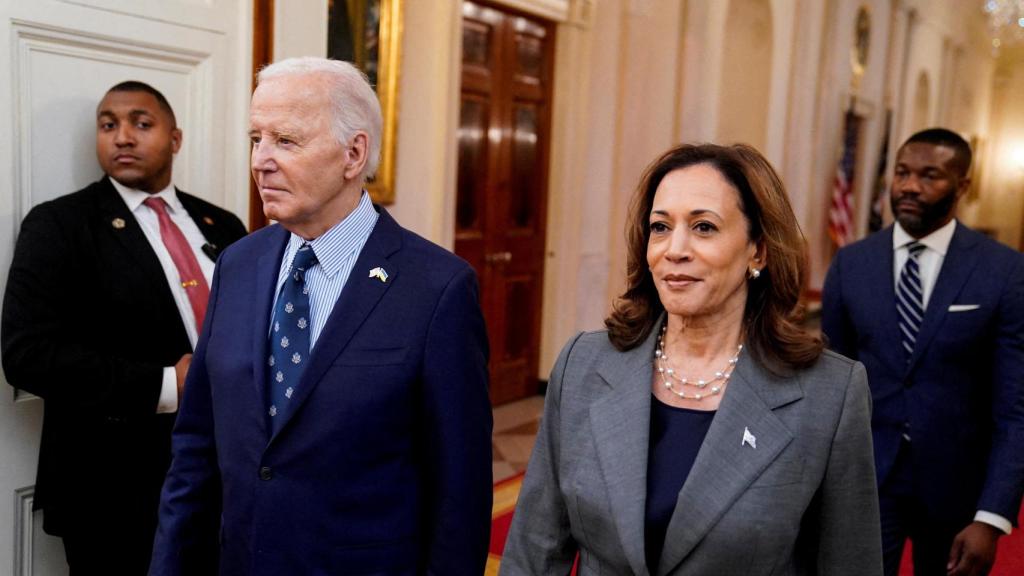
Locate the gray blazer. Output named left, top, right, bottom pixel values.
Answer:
left=500, top=326, right=882, bottom=576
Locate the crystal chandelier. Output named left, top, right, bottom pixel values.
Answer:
left=983, top=0, right=1024, bottom=53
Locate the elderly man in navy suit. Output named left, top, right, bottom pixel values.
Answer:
left=822, top=128, right=1024, bottom=576
left=149, top=57, right=492, bottom=575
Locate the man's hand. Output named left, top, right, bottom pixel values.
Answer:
left=174, top=354, right=193, bottom=402
left=947, top=521, right=1001, bottom=576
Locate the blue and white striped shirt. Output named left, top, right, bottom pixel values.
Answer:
left=271, top=192, right=379, bottom=349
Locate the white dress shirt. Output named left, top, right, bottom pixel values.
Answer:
left=112, top=178, right=214, bottom=414
left=271, top=192, right=378, bottom=349
left=891, top=218, right=1012, bottom=535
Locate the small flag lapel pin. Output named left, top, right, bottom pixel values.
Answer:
left=742, top=426, right=757, bottom=449
left=369, top=266, right=389, bottom=283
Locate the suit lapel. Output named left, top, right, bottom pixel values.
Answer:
left=251, top=226, right=290, bottom=439
left=95, top=177, right=178, bottom=305
left=907, top=224, right=979, bottom=373
left=657, top=355, right=800, bottom=576
left=590, top=325, right=659, bottom=576
left=268, top=209, right=401, bottom=442
left=178, top=191, right=220, bottom=256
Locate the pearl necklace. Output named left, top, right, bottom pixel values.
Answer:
left=655, top=323, right=742, bottom=401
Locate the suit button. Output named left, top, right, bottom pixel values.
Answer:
left=259, top=466, right=272, bottom=481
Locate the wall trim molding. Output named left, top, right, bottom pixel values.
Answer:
left=491, top=0, right=570, bottom=22
left=13, top=486, right=35, bottom=576
left=55, top=0, right=227, bottom=35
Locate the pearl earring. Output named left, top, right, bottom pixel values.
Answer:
left=749, top=268, right=761, bottom=279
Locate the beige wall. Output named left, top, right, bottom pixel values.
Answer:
left=971, top=46, right=1024, bottom=248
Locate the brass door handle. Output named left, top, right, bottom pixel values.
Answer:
left=485, top=251, right=512, bottom=264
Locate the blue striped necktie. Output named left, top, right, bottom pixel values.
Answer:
left=896, top=242, right=926, bottom=359
left=267, top=244, right=318, bottom=434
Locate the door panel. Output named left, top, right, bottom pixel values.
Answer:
left=456, top=1, right=554, bottom=405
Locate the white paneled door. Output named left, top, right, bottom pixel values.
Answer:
left=0, top=1, right=251, bottom=573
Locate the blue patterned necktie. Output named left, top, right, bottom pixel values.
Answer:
left=267, top=244, right=317, bottom=434
left=896, top=242, right=926, bottom=360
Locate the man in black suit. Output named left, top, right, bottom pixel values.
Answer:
left=1, top=81, right=246, bottom=574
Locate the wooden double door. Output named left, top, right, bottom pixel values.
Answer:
left=455, top=1, right=555, bottom=405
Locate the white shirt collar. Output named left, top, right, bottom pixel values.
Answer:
left=109, top=177, right=182, bottom=214
left=285, top=191, right=377, bottom=279
left=892, top=218, right=957, bottom=257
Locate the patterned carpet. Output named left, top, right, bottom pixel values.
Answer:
left=485, top=473, right=524, bottom=575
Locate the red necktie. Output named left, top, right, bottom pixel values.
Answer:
left=143, top=197, right=211, bottom=332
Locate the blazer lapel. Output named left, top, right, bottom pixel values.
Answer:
left=178, top=191, right=226, bottom=258
left=906, top=224, right=979, bottom=373
left=657, top=355, right=800, bottom=576
left=251, top=226, right=290, bottom=439
left=268, top=208, right=401, bottom=442
left=590, top=325, right=660, bottom=576
left=96, top=178, right=173, bottom=299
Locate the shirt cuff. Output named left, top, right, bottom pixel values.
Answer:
left=156, top=366, right=179, bottom=414
left=975, top=511, right=1012, bottom=535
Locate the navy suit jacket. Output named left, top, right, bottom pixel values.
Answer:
left=150, top=207, right=492, bottom=575
left=822, top=223, right=1024, bottom=528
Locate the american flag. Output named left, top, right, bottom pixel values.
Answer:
left=829, top=109, right=861, bottom=247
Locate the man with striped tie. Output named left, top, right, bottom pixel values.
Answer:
left=1, top=81, right=247, bottom=574
left=822, top=128, right=1024, bottom=576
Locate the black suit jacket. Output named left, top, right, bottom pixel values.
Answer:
left=1, top=176, right=247, bottom=537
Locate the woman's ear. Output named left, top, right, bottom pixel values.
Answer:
left=750, top=239, right=767, bottom=269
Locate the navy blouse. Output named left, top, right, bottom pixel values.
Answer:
left=644, top=395, right=716, bottom=573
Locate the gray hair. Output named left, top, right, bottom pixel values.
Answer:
left=257, top=57, right=383, bottom=181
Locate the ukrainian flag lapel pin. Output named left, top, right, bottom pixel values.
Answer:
left=369, top=266, right=389, bottom=283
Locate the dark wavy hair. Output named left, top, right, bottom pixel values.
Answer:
left=604, top=143, right=822, bottom=374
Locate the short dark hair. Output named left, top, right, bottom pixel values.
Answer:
left=604, top=143, right=823, bottom=375
left=902, top=128, right=972, bottom=178
left=106, top=81, right=177, bottom=126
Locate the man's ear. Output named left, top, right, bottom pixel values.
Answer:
left=955, top=175, right=971, bottom=200
left=343, top=132, right=369, bottom=181
left=171, top=128, right=183, bottom=155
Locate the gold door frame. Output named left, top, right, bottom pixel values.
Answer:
left=373, top=0, right=403, bottom=205
left=336, top=0, right=402, bottom=204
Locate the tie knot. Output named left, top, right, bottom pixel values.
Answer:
left=289, top=245, right=318, bottom=281
left=907, top=242, right=925, bottom=258
left=143, top=196, right=169, bottom=215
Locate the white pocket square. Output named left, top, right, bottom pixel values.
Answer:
left=948, top=304, right=980, bottom=312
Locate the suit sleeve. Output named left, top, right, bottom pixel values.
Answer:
left=821, top=250, right=858, bottom=359
left=499, top=333, right=583, bottom=576
left=420, top=265, right=493, bottom=576
left=2, top=204, right=163, bottom=414
left=977, top=254, right=1024, bottom=524
left=149, top=264, right=223, bottom=576
left=815, top=361, right=883, bottom=574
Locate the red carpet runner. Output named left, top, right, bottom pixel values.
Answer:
left=489, top=474, right=1024, bottom=575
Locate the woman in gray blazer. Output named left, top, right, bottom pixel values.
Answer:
left=500, top=143, right=882, bottom=576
